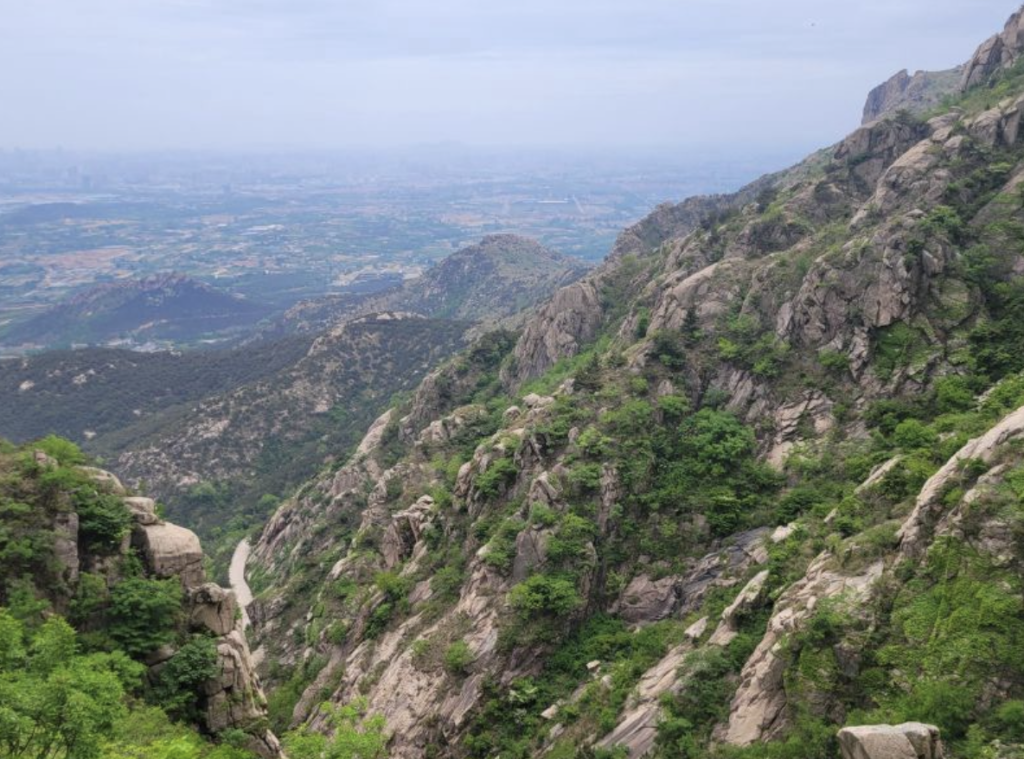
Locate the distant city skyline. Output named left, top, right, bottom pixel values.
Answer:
left=0, top=1, right=1016, bottom=153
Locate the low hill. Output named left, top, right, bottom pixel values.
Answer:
left=0, top=335, right=311, bottom=443
left=1, top=272, right=269, bottom=349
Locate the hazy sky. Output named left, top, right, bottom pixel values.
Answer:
left=0, top=1, right=1017, bottom=153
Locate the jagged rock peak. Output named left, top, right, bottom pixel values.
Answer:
left=862, top=68, right=961, bottom=124
left=961, top=4, right=1024, bottom=91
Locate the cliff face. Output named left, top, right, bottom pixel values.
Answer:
left=861, top=68, right=961, bottom=124
left=961, top=5, right=1024, bottom=90
left=243, top=6, right=1024, bottom=759
left=0, top=447, right=280, bottom=757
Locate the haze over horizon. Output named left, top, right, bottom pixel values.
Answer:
left=0, top=1, right=1017, bottom=155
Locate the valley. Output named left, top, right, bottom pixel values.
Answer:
left=4, top=4, right=1024, bottom=759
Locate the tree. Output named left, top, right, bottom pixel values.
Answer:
left=0, top=610, right=142, bottom=759
left=108, top=577, right=182, bottom=657
left=284, top=700, right=388, bottom=759
left=154, top=636, right=219, bottom=721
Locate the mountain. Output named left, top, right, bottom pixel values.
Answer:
left=1, top=273, right=269, bottom=349
left=269, top=234, right=589, bottom=335
left=384, top=234, right=590, bottom=322
left=235, top=8, right=1024, bottom=759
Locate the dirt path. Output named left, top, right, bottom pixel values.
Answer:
left=229, top=538, right=253, bottom=627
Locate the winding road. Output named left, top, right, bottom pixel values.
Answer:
left=229, top=538, right=253, bottom=627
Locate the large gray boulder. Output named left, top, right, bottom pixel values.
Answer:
left=132, top=522, right=205, bottom=588
left=838, top=723, right=943, bottom=759
left=380, top=495, right=434, bottom=569
left=123, top=496, right=159, bottom=525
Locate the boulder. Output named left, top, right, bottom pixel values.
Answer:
left=133, top=522, right=205, bottom=587
left=722, top=557, right=885, bottom=745
left=77, top=465, right=127, bottom=495
left=502, top=280, right=603, bottom=388
left=862, top=69, right=959, bottom=125
left=614, top=574, right=680, bottom=625
left=899, top=404, right=1024, bottom=556
left=123, top=496, right=159, bottom=525
left=190, top=583, right=238, bottom=637
left=203, top=629, right=280, bottom=757
left=961, top=6, right=1024, bottom=91
left=356, top=409, right=394, bottom=457
left=684, top=617, right=708, bottom=641
left=834, top=117, right=928, bottom=190
left=838, top=723, right=943, bottom=759
left=512, top=527, right=550, bottom=582
left=709, top=570, right=769, bottom=647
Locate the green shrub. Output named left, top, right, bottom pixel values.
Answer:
left=817, top=349, right=850, bottom=376
left=657, top=394, right=690, bottom=422
left=893, top=419, right=939, bottom=451
left=546, top=514, right=595, bottom=566
left=634, top=308, right=651, bottom=339
left=651, top=330, right=686, bottom=368
left=430, top=564, right=466, bottom=602
left=153, top=636, right=219, bottom=721
left=444, top=640, right=475, bottom=675
left=32, top=435, right=87, bottom=466
left=993, top=700, right=1024, bottom=743
left=283, top=698, right=387, bottom=759
left=529, top=504, right=558, bottom=528
left=568, top=463, right=603, bottom=492
left=508, top=575, right=582, bottom=618
left=475, top=457, right=518, bottom=500
left=935, top=376, right=975, bottom=413
left=482, top=518, right=526, bottom=573
left=76, top=491, right=132, bottom=553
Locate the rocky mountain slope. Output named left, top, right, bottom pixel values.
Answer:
left=0, top=273, right=269, bottom=350
left=235, top=8, right=1024, bottom=759
left=268, top=234, right=589, bottom=336
left=106, top=313, right=472, bottom=557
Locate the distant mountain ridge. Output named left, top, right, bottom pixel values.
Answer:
left=1, top=272, right=269, bottom=349
left=270, top=234, right=589, bottom=335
